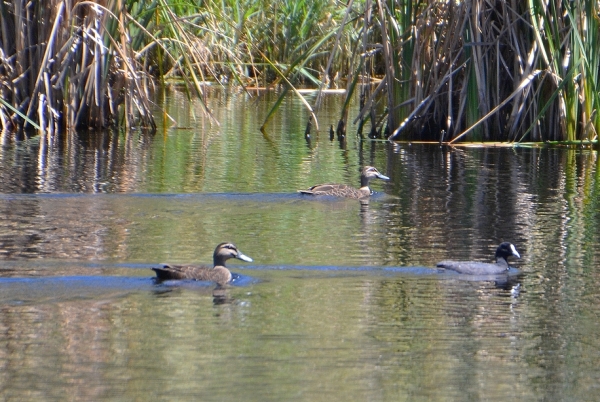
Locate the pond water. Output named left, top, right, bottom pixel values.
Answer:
left=1, top=89, right=600, bottom=401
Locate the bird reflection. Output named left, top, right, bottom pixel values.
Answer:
left=151, top=280, right=236, bottom=305
left=493, top=275, right=523, bottom=295
left=359, top=198, right=381, bottom=228
left=437, top=269, right=524, bottom=298
left=212, top=286, right=235, bottom=305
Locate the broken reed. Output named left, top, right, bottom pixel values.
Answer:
left=0, top=0, right=346, bottom=136
left=349, top=0, right=600, bottom=143
left=0, top=1, right=159, bottom=135
left=265, top=0, right=600, bottom=143
left=1, top=0, right=599, bottom=143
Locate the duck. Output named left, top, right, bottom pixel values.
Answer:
left=152, top=242, right=253, bottom=286
left=298, top=166, right=390, bottom=199
left=436, top=242, right=520, bottom=275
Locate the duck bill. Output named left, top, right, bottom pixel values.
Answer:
left=376, top=173, right=390, bottom=180
left=237, top=252, right=253, bottom=262
left=510, top=244, right=521, bottom=259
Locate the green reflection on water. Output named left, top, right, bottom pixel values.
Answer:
left=143, top=90, right=389, bottom=194
left=2, top=90, right=600, bottom=400
left=0, top=273, right=546, bottom=401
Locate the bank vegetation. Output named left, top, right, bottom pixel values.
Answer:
left=0, top=0, right=598, bottom=143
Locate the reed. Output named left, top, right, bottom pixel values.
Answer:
left=2, top=0, right=599, bottom=143
left=270, top=0, right=600, bottom=143
left=374, top=0, right=600, bottom=143
left=0, top=0, right=350, bottom=136
left=0, top=0, right=159, bottom=136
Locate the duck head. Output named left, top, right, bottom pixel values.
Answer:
left=360, top=166, right=390, bottom=187
left=214, top=242, right=253, bottom=266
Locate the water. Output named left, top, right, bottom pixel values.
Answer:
left=1, top=89, right=600, bottom=400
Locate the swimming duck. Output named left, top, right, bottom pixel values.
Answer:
left=298, top=166, right=390, bottom=199
left=436, top=242, right=520, bottom=275
left=152, top=242, right=253, bottom=286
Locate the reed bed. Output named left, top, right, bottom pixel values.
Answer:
left=350, top=0, right=600, bottom=143
left=1, top=0, right=598, bottom=143
left=0, top=0, right=158, bottom=136
left=265, top=0, right=600, bottom=143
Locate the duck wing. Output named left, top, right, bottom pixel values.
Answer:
left=298, top=184, right=368, bottom=199
left=152, top=264, right=231, bottom=283
left=298, top=183, right=338, bottom=194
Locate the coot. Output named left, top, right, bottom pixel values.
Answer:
left=436, top=242, right=520, bottom=275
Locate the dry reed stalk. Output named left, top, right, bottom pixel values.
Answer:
left=0, top=0, right=156, bottom=137
left=3, top=0, right=598, bottom=143
left=360, top=0, right=600, bottom=143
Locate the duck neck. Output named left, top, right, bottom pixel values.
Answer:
left=360, top=175, right=370, bottom=188
left=213, top=255, right=227, bottom=268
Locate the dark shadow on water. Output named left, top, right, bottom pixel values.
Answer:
left=0, top=276, right=153, bottom=305
left=243, top=264, right=441, bottom=275
left=211, top=287, right=235, bottom=305
left=151, top=279, right=234, bottom=304
left=433, top=267, right=524, bottom=293
left=0, top=259, right=523, bottom=279
left=0, top=263, right=524, bottom=305
left=150, top=272, right=258, bottom=287
left=0, top=192, right=394, bottom=203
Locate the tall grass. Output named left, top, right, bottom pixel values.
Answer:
left=264, top=0, right=594, bottom=143
left=0, top=0, right=158, bottom=137
left=2, top=0, right=599, bottom=143
left=371, top=0, right=600, bottom=143
left=0, top=0, right=349, bottom=137
left=284, top=0, right=599, bottom=143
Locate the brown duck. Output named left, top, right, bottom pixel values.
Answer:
left=298, top=166, right=390, bottom=199
left=152, top=242, right=253, bottom=286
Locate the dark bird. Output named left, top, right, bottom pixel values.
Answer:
left=152, top=242, right=253, bottom=286
left=298, top=166, right=390, bottom=199
left=436, top=242, right=521, bottom=275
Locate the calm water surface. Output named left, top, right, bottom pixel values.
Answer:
left=1, top=89, right=600, bottom=400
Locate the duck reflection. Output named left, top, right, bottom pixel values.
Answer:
left=212, top=286, right=235, bottom=305
left=152, top=281, right=237, bottom=305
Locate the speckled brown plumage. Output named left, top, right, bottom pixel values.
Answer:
left=152, top=242, right=253, bottom=286
left=298, top=166, right=389, bottom=199
left=299, top=183, right=372, bottom=199
left=152, top=264, right=233, bottom=285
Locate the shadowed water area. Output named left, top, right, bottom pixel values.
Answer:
left=1, top=89, right=600, bottom=400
